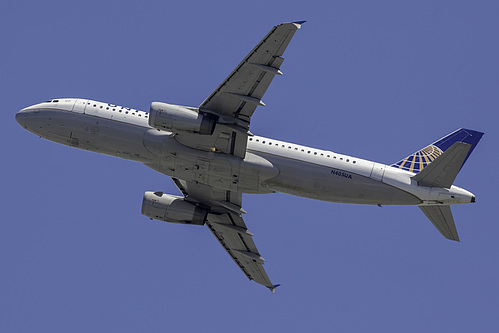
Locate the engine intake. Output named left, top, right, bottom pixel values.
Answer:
left=141, top=191, right=207, bottom=225
left=149, top=102, right=216, bottom=135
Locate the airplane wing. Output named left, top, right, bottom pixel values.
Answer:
left=174, top=21, right=304, bottom=158
left=173, top=178, right=278, bottom=292
left=152, top=22, right=304, bottom=291
left=199, top=21, right=304, bottom=121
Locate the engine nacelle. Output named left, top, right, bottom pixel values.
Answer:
left=149, top=102, right=216, bottom=135
left=141, top=192, right=207, bottom=225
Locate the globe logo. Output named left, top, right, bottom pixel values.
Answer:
left=395, top=145, right=443, bottom=173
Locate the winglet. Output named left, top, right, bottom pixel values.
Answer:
left=292, top=20, right=307, bottom=25
left=268, top=284, right=281, bottom=293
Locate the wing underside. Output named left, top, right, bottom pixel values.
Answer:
left=199, top=22, right=303, bottom=121
left=174, top=21, right=303, bottom=159
left=173, top=179, right=277, bottom=291
left=153, top=22, right=305, bottom=291
left=206, top=212, right=274, bottom=289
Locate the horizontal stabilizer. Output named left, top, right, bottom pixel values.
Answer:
left=419, top=205, right=459, bottom=241
left=412, top=142, right=471, bottom=188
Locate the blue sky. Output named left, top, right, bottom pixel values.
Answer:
left=2, top=1, right=498, bottom=332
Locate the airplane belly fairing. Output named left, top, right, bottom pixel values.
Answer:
left=143, top=129, right=278, bottom=194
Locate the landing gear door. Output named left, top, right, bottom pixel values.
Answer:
left=72, top=99, right=88, bottom=113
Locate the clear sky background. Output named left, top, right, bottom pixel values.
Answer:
left=2, top=1, right=498, bottom=332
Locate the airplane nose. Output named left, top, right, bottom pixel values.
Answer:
left=15, top=109, right=27, bottom=128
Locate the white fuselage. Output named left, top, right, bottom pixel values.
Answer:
left=16, top=98, right=474, bottom=206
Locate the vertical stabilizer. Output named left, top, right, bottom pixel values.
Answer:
left=392, top=128, right=483, bottom=173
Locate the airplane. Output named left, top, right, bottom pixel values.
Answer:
left=15, top=21, right=483, bottom=292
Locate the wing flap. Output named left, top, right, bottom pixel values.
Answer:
left=174, top=122, right=249, bottom=158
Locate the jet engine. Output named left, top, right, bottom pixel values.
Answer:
left=149, top=102, right=216, bottom=135
left=141, top=191, right=207, bottom=225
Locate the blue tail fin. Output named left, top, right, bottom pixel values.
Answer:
left=391, top=128, right=484, bottom=173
